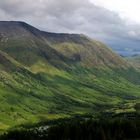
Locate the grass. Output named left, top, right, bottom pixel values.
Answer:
left=0, top=65, right=140, bottom=131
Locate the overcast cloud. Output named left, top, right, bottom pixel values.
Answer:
left=0, top=0, right=140, bottom=56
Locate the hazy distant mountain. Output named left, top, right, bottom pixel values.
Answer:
left=126, top=54, right=140, bottom=68
left=0, top=21, right=140, bottom=130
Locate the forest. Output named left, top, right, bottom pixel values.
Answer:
left=0, top=118, right=140, bottom=140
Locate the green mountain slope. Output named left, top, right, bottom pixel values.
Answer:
left=0, top=21, right=140, bottom=130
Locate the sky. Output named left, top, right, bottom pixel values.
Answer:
left=90, top=0, right=140, bottom=23
left=0, top=0, right=140, bottom=56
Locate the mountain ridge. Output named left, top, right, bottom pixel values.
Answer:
left=0, top=21, right=129, bottom=68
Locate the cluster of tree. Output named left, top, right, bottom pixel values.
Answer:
left=1, top=119, right=140, bottom=140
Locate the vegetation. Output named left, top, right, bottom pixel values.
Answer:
left=0, top=21, right=140, bottom=131
left=1, top=117, right=140, bottom=140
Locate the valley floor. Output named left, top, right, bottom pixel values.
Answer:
left=0, top=112, right=140, bottom=140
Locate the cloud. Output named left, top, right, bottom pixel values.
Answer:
left=0, top=0, right=140, bottom=56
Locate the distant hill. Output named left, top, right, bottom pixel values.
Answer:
left=0, top=21, right=140, bottom=131
left=126, top=54, right=140, bottom=68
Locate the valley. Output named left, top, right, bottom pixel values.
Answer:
left=0, top=21, right=140, bottom=132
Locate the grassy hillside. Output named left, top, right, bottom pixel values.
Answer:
left=0, top=21, right=140, bottom=131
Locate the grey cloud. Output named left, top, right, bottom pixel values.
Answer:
left=0, top=0, right=87, bottom=17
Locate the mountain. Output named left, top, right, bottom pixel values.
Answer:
left=0, top=21, right=140, bottom=131
left=126, top=54, right=140, bottom=68
left=0, top=21, right=128, bottom=68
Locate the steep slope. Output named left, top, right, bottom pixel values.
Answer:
left=0, top=21, right=140, bottom=130
left=42, top=33, right=129, bottom=67
left=0, top=21, right=128, bottom=68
